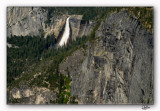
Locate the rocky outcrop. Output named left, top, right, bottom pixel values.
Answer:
left=7, top=7, right=95, bottom=41
left=46, top=14, right=67, bottom=38
left=59, top=11, right=153, bottom=104
left=8, top=85, right=56, bottom=104
left=7, top=8, right=153, bottom=104
left=7, top=7, right=68, bottom=38
left=69, top=15, right=96, bottom=40
left=69, top=15, right=82, bottom=40
left=59, top=49, right=86, bottom=77
left=7, top=7, right=48, bottom=37
left=78, top=20, right=96, bottom=37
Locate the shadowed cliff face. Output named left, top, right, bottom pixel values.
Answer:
left=69, top=16, right=96, bottom=40
left=59, top=11, right=153, bottom=104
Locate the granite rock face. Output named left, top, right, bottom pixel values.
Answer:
left=7, top=7, right=48, bottom=37
left=8, top=85, right=56, bottom=104
left=7, top=7, right=95, bottom=40
left=69, top=16, right=96, bottom=40
left=59, top=11, right=153, bottom=104
left=7, top=7, right=68, bottom=38
left=78, top=20, right=97, bottom=38
left=7, top=8, right=153, bottom=104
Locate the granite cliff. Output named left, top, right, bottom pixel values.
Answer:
left=7, top=7, right=153, bottom=104
left=7, top=7, right=95, bottom=40
left=59, top=11, right=153, bottom=104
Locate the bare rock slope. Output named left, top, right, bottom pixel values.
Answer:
left=7, top=7, right=95, bottom=40
left=60, top=11, right=153, bottom=104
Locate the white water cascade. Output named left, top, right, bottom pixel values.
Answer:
left=59, top=17, right=70, bottom=46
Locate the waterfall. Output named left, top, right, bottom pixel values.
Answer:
left=59, top=17, right=70, bottom=46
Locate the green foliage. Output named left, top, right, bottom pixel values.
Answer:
left=81, top=7, right=108, bottom=21
left=56, top=75, right=71, bottom=104
left=7, top=34, right=56, bottom=85
left=9, top=98, right=21, bottom=104
left=7, top=7, right=106, bottom=104
left=147, top=98, right=150, bottom=104
left=8, top=7, right=153, bottom=104
left=43, top=8, right=55, bottom=24
left=43, top=7, right=153, bottom=31
left=42, top=7, right=108, bottom=21
left=106, top=7, right=153, bottom=32
left=8, top=35, right=89, bottom=104
left=89, top=20, right=101, bottom=41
